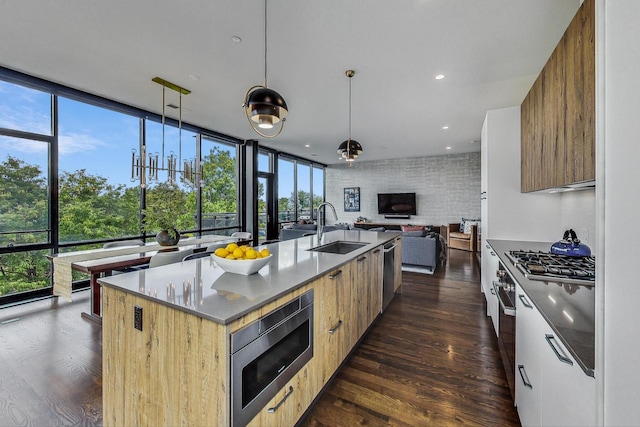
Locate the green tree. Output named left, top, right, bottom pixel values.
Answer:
left=58, top=169, right=139, bottom=242
left=0, top=156, right=50, bottom=295
left=0, top=156, right=48, bottom=239
left=201, top=146, right=236, bottom=213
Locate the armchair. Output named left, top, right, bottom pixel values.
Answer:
left=446, top=222, right=478, bottom=252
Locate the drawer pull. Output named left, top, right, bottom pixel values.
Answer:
left=328, top=270, right=342, bottom=279
left=373, top=249, right=381, bottom=254
left=518, top=365, right=533, bottom=389
left=328, top=319, right=343, bottom=334
left=518, top=294, right=533, bottom=309
left=545, top=334, right=573, bottom=365
left=358, top=256, right=367, bottom=262
left=267, top=386, right=294, bottom=413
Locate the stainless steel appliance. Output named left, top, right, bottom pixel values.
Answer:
left=382, top=241, right=397, bottom=311
left=505, top=250, right=595, bottom=285
left=230, top=290, right=314, bottom=427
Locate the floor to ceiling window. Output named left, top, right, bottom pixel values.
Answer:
left=278, top=157, right=295, bottom=223
left=0, top=81, right=52, bottom=298
left=0, top=68, right=325, bottom=305
left=57, top=96, right=142, bottom=244
left=200, top=135, right=238, bottom=236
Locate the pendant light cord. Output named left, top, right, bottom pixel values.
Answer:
left=264, top=0, right=268, bottom=88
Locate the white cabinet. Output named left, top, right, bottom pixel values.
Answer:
left=480, top=107, right=559, bottom=244
left=481, top=241, right=499, bottom=336
left=539, top=325, right=596, bottom=426
left=515, top=285, right=543, bottom=426
left=515, top=284, right=596, bottom=427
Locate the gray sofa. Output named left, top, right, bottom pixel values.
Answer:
left=280, top=223, right=350, bottom=241
left=401, top=230, right=441, bottom=271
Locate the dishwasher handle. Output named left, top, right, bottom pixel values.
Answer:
left=383, top=243, right=397, bottom=253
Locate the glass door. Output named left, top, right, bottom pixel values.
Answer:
left=257, top=173, right=277, bottom=243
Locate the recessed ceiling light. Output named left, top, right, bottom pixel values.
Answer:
left=442, top=125, right=449, bottom=130
left=231, top=35, right=242, bottom=43
left=435, top=74, right=446, bottom=80
left=446, top=146, right=452, bottom=150
left=189, top=74, right=200, bottom=81
left=305, top=144, right=310, bottom=148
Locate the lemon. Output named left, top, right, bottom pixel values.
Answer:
left=225, top=254, right=236, bottom=260
left=260, top=248, right=270, bottom=257
left=214, top=248, right=229, bottom=258
left=226, top=243, right=238, bottom=252
left=246, top=249, right=257, bottom=259
left=255, top=252, right=263, bottom=258
left=233, top=248, right=244, bottom=259
left=240, top=245, right=249, bottom=252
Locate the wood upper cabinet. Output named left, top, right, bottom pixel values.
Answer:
left=521, top=0, right=595, bottom=192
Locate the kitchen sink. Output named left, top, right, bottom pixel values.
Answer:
left=308, top=241, right=367, bottom=255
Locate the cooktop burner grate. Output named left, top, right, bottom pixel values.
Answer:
left=506, top=250, right=595, bottom=286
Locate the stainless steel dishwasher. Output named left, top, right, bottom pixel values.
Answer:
left=382, top=240, right=398, bottom=311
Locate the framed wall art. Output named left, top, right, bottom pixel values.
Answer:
left=344, top=187, right=360, bottom=212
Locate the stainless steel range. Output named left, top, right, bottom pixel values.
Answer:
left=505, top=250, right=595, bottom=285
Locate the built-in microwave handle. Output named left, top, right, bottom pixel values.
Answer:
left=328, top=270, right=342, bottom=280
left=517, top=365, right=533, bottom=389
left=328, top=319, right=343, bottom=334
left=545, top=334, right=574, bottom=365
left=267, top=386, right=294, bottom=413
left=518, top=294, right=533, bottom=309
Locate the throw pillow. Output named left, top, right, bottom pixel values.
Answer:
left=461, top=218, right=480, bottom=234
left=401, top=225, right=426, bottom=232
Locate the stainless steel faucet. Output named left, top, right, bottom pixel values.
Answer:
left=316, top=202, right=338, bottom=241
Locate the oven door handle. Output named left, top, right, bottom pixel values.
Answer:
left=494, top=283, right=515, bottom=317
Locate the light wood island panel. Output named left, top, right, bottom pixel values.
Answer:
left=102, top=242, right=396, bottom=427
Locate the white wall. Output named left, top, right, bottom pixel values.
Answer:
left=325, top=153, right=481, bottom=227
left=599, top=1, right=640, bottom=425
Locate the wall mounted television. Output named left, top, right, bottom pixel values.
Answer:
left=377, top=192, right=417, bottom=217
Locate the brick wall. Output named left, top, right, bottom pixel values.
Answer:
left=325, top=152, right=481, bottom=228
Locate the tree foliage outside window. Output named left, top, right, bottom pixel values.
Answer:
left=0, top=144, right=239, bottom=297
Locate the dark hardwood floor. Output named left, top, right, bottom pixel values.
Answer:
left=301, top=250, right=520, bottom=427
left=0, top=249, right=519, bottom=427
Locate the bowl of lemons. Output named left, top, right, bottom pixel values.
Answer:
left=211, top=243, right=272, bottom=275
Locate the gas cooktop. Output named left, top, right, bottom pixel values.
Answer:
left=505, top=250, right=595, bottom=286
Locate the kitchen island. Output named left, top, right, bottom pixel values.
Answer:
left=99, top=229, right=401, bottom=427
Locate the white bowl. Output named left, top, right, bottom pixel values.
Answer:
left=211, top=253, right=272, bottom=275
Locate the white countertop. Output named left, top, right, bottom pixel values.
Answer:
left=98, top=230, right=399, bottom=324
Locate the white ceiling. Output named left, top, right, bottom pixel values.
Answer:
left=0, top=0, right=580, bottom=165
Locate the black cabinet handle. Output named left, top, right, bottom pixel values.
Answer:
left=328, top=270, right=342, bottom=279
left=373, top=249, right=381, bottom=254
left=545, top=334, right=573, bottom=365
left=357, top=256, right=367, bottom=262
left=518, top=365, right=533, bottom=389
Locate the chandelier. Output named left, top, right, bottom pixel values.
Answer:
left=131, top=77, right=201, bottom=188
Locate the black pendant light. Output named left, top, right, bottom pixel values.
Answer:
left=337, top=70, right=363, bottom=165
left=243, top=0, right=288, bottom=138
